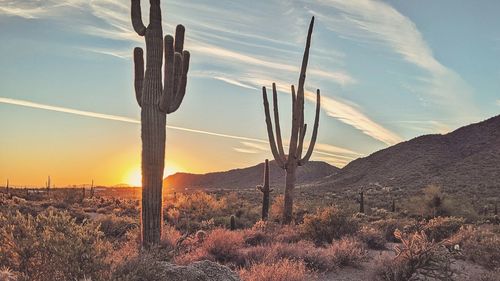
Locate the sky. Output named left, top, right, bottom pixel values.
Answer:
left=0, top=0, right=499, bottom=187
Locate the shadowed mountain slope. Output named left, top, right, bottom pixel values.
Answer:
left=164, top=161, right=339, bottom=190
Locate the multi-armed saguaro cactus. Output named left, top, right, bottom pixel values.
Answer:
left=262, top=17, right=320, bottom=224
left=256, top=159, right=273, bottom=220
left=131, top=0, right=190, bottom=247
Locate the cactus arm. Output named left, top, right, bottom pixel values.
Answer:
left=291, top=17, right=314, bottom=165
left=148, top=0, right=162, bottom=29
left=263, top=87, right=286, bottom=168
left=168, top=50, right=190, bottom=113
left=159, top=35, right=174, bottom=112
left=297, top=123, right=307, bottom=160
left=300, top=89, right=320, bottom=165
left=257, top=185, right=264, bottom=192
left=131, top=0, right=146, bottom=36
left=174, top=25, right=185, bottom=53
left=272, top=83, right=286, bottom=159
left=133, top=47, right=144, bottom=106
left=172, top=53, right=183, bottom=99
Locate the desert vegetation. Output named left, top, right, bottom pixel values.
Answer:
left=1, top=185, right=499, bottom=280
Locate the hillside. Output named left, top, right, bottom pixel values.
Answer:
left=319, top=115, right=500, bottom=192
left=164, top=161, right=339, bottom=190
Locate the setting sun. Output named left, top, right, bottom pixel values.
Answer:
left=125, top=165, right=181, bottom=187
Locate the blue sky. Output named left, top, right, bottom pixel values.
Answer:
left=0, top=0, right=499, bottom=186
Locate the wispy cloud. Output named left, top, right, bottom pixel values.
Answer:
left=312, top=0, right=478, bottom=118
left=0, top=97, right=360, bottom=167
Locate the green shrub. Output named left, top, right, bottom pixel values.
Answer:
left=0, top=209, right=111, bottom=281
left=301, top=206, right=359, bottom=244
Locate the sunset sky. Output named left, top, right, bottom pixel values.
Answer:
left=1, top=0, right=499, bottom=187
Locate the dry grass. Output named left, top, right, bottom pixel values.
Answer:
left=239, top=259, right=312, bottom=281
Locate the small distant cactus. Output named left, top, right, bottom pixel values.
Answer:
left=90, top=180, right=95, bottom=198
left=357, top=188, right=364, bottom=213
left=257, top=159, right=273, bottom=220
left=230, top=215, right=236, bottom=231
left=82, top=187, right=86, bottom=200
left=46, top=175, right=51, bottom=192
left=5, top=179, right=9, bottom=193
left=391, top=198, right=396, bottom=212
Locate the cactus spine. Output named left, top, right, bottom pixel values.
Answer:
left=257, top=159, right=273, bottom=220
left=131, top=0, right=190, bottom=248
left=262, top=17, right=320, bottom=224
left=230, top=215, right=236, bottom=231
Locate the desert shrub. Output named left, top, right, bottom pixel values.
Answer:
left=175, top=228, right=244, bottom=265
left=0, top=210, right=111, bottom=281
left=111, top=250, right=167, bottom=281
left=300, top=206, right=359, bottom=244
left=449, top=226, right=500, bottom=270
left=269, top=195, right=285, bottom=222
left=328, top=237, right=367, bottom=267
left=373, top=230, right=454, bottom=281
left=203, top=228, right=244, bottom=263
left=372, top=218, right=417, bottom=242
left=239, top=259, right=311, bottom=281
left=96, top=214, right=138, bottom=239
left=242, top=228, right=271, bottom=246
left=423, top=216, right=464, bottom=242
left=0, top=267, right=18, bottom=281
left=357, top=226, right=386, bottom=250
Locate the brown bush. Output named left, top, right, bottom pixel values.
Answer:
left=423, top=216, right=464, bottom=242
left=373, top=230, right=454, bottom=281
left=96, top=214, right=138, bottom=239
left=301, top=206, right=359, bottom=244
left=239, top=259, right=311, bottom=281
left=328, top=237, right=367, bottom=267
left=357, top=226, right=386, bottom=250
left=0, top=209, right=111, bottom=281
left=449, top=226, right=500, bottom=270
left=175, top=228, right=244, bottom=265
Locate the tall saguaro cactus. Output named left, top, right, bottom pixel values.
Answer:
left=257, top=159, right=273, bottom=220
left=131, top=0, right=190, bottom=247
left=262, top=17, right=320, bottom=224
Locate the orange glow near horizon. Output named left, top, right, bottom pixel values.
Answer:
left=124, top=164, right=182, bottom=187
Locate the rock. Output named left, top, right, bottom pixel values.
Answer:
left=156, top=260, right=240, bottom=281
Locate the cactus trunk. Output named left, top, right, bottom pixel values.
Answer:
left=131, top=0, right=190, bottom=248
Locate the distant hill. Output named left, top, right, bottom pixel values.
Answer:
left=164, top=161, right=340, bottom=190
left=319, top=115, right=500, bottom=192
